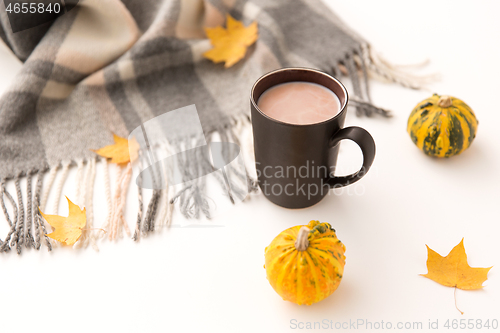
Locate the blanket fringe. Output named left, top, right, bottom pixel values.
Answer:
left=332, top=45, right=437, bottom=117
left=0, top=115, right=259, bottom=253
left=86, top=157, right=98, bottom=250
left=74, top=157, right=99, bottom=250
left=11, top=176, right=25, bottom=254
left=132, top=149, right=160, bottom=240
left=52, top=162, right=71, bottom=215
left=362, top=44, right=438, bottom=90
left=166, top=116, right=258, bottom=221
left=334, top=50, right=391, bottom=117
left=100, top=158, right=113, bottom=240
left=33, top=171, right=52, bottom=251
left=143, top=190, right=161, bottom=235
left=156, top=151, right=173, bottom=229
left=25, top=172, right=34, bottom=249
left=108, top=163, right=132, bottom=241
left=132, top=174, right=143, bottom=241
left=0, top=180, right=18, bottom=252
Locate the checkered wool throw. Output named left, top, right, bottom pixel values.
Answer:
left=0, top=0, right=423, bottom=254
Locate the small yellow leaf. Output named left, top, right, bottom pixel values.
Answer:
left=203, top=14, right=258, bottom=68
left=40, top=197, right=86, bottom=246
left=421, top=239, right=492, bottom=290
left=93, top=134, right=139, bottom=166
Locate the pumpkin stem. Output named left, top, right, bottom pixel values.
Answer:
left=295, top=226, right=310, bottom=251
left=438, top=95, right=453, bottom=108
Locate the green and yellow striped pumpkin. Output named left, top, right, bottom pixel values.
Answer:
left=407, top=94, right=478, bottom=158
left=264, top=220, right=346, bottom=306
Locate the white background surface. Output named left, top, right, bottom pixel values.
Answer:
left=1, top=1, right=500, bottom=332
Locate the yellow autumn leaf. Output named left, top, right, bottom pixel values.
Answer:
left=203, top=14, right=258, bottom=68
left=39, top=197, right=86, bottom=246
left=93, top=134, right=139, bottom=166
left=421, top=239, right=492, bottom=290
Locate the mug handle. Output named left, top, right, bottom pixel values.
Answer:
left=326, top=127, right=376, bottom=188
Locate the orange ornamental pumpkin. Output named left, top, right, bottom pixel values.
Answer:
left=264, top=221, right=346, bottom=305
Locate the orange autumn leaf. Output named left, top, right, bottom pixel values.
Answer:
left=421, top=239, right=492, bottom=290
left=39, top=197, right=86, bottom=246
left=93, top=134, right=139, bottom=166
left=203, top=14, right=258, bottom=68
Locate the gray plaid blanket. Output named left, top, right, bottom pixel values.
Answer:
left=0, top=0, right=418, bottom=254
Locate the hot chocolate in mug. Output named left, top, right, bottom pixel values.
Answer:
left=250, top=67, right=376, bottom=208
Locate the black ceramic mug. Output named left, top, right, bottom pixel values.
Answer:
left=250, top=68, right=376, bottom=208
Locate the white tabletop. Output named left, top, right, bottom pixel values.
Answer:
left=1, top=1, right=499, bottom=332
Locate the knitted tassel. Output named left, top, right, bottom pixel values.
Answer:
left=32, top=170, right=52, bottom=251
left=11, top=176, right=25, bottom=254
left=132, top=180, right=143, bottom=241
left=0, top=180, right=18, bottom=252
left=74, top=157, right=99, bottom=250
left=156, top=145, right=173, bottom=229
left=108, top=163, right=132, bottom=241
left=51, top=162, right=71, bottom=215
left=85, top=157, right=98, bottom=250
left=24, top=172, right=34, bottom=249
left=100, top=158, right=113, bottom=239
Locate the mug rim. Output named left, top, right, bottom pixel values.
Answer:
left=250, top=67, right=349, bottom=127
